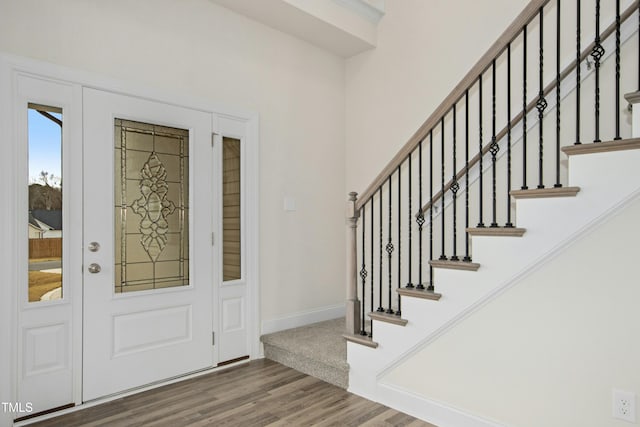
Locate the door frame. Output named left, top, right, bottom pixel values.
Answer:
left=0, top=53, right=260, bottom=424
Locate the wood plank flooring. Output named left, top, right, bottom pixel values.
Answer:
left=30, top=359, right=435, bottom=426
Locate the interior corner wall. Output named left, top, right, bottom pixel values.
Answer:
left=0, top=0, right=346, bottom=324
left=345, top=0, right=529, bottom=195
left=383, top=194, right=640, bottom=427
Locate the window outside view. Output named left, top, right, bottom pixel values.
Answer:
left=28, top=105, right=63, bottom=302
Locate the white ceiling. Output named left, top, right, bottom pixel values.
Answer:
left=209, top=0, right=384, bottom=57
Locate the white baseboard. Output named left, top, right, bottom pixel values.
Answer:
left=261, top=303, right=345, bottom=335
left=378, top=382, right=506, bottom=427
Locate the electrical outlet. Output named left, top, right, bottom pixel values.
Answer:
left=613, top=389, right=636, bottom=422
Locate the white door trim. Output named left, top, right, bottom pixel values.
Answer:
left=0, top=55, right=19, bottom=427
left=0, top=52, right=260, bottom=423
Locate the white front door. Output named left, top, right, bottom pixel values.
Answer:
left=82, top=88, right=216, bottom=401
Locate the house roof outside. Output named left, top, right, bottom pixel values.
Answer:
left=29, top=210, right=62, bottom=230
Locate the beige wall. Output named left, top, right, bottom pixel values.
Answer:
left=345, top=0, right=529, bottom=195
left=0, top=0, right=346, bottom=322
left=384, top=195, right=640, bottom=427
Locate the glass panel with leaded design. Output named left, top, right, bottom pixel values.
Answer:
left=114, top=119, right=189, bottom=293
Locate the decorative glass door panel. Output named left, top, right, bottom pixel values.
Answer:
left=114, top=119, right=189, bottom=293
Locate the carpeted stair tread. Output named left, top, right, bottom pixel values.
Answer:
left=261, top=317, right=348, bottom=388
left=261, top=318, right=347, bottom=369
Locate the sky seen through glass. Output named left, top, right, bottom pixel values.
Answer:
left=28, top=108, right=62, bottom=186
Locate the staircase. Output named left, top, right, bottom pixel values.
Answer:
left=346, top=136, right=640, bottom=393
left=341, top=0, right=640, bottom=425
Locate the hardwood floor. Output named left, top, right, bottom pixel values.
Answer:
left=30, top=359, right=435, bottom=426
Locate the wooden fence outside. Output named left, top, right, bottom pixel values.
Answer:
left=29, top=238, right=62, bottom=259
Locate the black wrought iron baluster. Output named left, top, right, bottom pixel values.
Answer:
left=490, top=59, right=500, bottom=228
left=478, top=75, right=486, bottom=227
left=522, top=24, right=529, bottom=189
left=537, top=7, right=547, bottom=189
left=592, top=0, right=604, bottom=143
left=386, top=176, right=394, bottom=314
left=506, top=44, right=514, bottom=228
left=451, top=104, right=460, bottom=260
left=439, top=117, right=447, bottom=260
left=576, top=0, right=582, bottom=145
left=378, top=187, right=383, bottom=313
left=396, top=165, right=401, bottom=316
left=359, top=207, right=367, bottom=336
left=554, top=0, right=562, bottom=188
left=369, top=197, right=374, bottom=337
left=615, top=0, right=621, bottom=141
left=428, top=131, right=435, bottom=292
left=416, top=141, right=426, bottom=289
left=406, top=152, right=413, bottom=289
left=464, top=90, right=472, bottom=261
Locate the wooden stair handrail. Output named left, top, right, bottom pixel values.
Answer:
left=355, top=0, right=550, bottom=211
left=420, top=0, right=640, bottom=214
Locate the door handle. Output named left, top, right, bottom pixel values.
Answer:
left=88, top=263, right=102, bottom=274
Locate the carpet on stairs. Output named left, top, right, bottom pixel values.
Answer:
left=260, top=317, right=348, bottom=389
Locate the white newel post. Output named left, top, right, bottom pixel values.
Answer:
left=346, top=192, right=361, bottom=335
left=624, top=91, right=640, bottom=137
